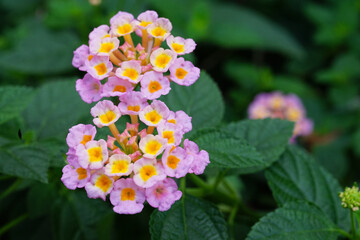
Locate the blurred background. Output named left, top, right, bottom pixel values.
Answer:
left=1, top=0, right=360, bottom=239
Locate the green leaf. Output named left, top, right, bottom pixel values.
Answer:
left=224, top=119, right=294, bottom=167
left=22, top=79, right=91, bottom=140
left=0, top=144, right=50, bottom=183
left=0, top=26, right=79, bottom=74
left=246, top=201, right=340, bottom=240
left=69, top=191, right=113, bottom=240
left=160, top=71, right=224, bottom=130
left=265, top=145, right=350, bottom=230
left=0, top=86, right=34, bottom=124
left=209, top=4, right=304, bottom=59
left=190, top=128, right=264, bottom=172
left=150, top=195, right=229, bottom=240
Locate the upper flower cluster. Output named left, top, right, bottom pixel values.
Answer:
left=72, top=10, right=200, bottom=103
left=248, top=92, right=313, bottom=141
left=62, top=10, right=209, bottom=214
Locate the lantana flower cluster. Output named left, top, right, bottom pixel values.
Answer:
left=72, top=10, right=199, bottom=103
left=248, top=92, right=313, bottom=141
left=62, top=10, right=209, bottom=214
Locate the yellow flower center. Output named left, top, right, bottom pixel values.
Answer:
left=113, top=85, right=127, bottom=93
left=95, top=175, right=112, bottom=192
left=111, top=160, right=129, bottom=174
left=76, top=167, right=88, bottom=180
left=175, top=68, right=188, bottom=79
left=117, top=23, right=132, bottom=35
left=271, top=97, right=284, bottom=110
left=145, top=140, right=162, bottom=155
left=80, top=135, right=92, bottom=145
left=123, top=68, right=139, bottom=81
left=121, top=188, right=136, bottom=201
left=144, top=110, right=162, bottom=124
left=151, top=26, right=166, bottom=37
left=94, top=63, right=107, bottom=76
left=99, top=110, right=116, bottom=124
left=139, top=165, right=157, bottom=181
left=140, top=21, right=151, bottom=27
left=127, top=105, right=140, bottom=112
left=88, top=55, right=94, bottom=61
left=155, top=54, right=171, bottom=69
left=102, top=34, right=111, bottom=39
left=148, top=81, right=162, bottom=93
left=87, top=147, right=103, bottom=162
left=172, top=43, right=184, bottom=53
left=168, top=119, right=176, bottom=124
left=99, top=42, right=115, bottom=53
left=167, top=155, right=180, bottom=169
left=287, top=108, right=301, bottom=121
left=162, top=131, right=174, bottom=144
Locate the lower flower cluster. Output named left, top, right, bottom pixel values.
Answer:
left=61, top=99, right=209, bottom=214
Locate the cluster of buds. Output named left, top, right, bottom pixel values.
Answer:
left=62, top=10, right=209, bottom=214
left=339, top=184, right=360, bottom=212
left=248, top=92, right=313, bottom=141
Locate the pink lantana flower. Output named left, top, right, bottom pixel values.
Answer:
left=139, top=100, right=170, bottom=127
left=184, top=139, right=210, bottom=175
left=66, top=124, right=96, bottom=149
left=115, top=60, right=143, bottom=84
left=166, top=110, right=192, bottom=134
left=162, top=146, right=193, bottom=178
left=76, top=139, right=108, bottom=169
left=72, top=44, right=90, bottom=71
left=139, top=134, right=168, bottom=159
left=118, top=92, right=149, bottom=115
left=91, top=100, right=121, bottom=128
left=85, top=170, right=114, bottom=200
left=102, top=76, right=134, bottom=97
left=76, top=74, right=103, bottom=104
left=104, top=154, right=133, bottom=177
left=133, top=158, right=166, bottom=188
left=169, top=57, right=200, bottom=86
left=140, top=71, right=170, bottom=100
left=110, top=178, right=145, bottom=214
left=150, top=48, right=176, bottom=72
left=166, top=36, right=196, bottom=55
left=89, top=37, right=120, bottom=56
left=145, top=178, right=182, bottom=211
left=147, top=18, right=172, bottom=41
left=61, top=162, right=90, bottom=190
left=86, top=55, right=113, bottom=80
left=157, top=122, right=183, bottom=146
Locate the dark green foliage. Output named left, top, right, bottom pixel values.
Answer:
left=150, top=195, right=229, bottom=240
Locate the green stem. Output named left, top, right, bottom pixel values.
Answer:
left=180, top=176, right=186, bottom=193
left=335, top=228, right=352, bottom=239
left=188, top=174, right=212, bottom=191
left=188, top=174, right=262, bottom=219
left=185, top=188, right=206, bottom=197
left=351, top=210, right=357, bottom=240
left=0, top=175, right=12, bottom=181
left=212, top=170, right=227, bottom=191
left=0, top=179, right=22, bottom=200
left=228, top=203, right=239, bottom=240
left=0, top=214, right=27, bottom=236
